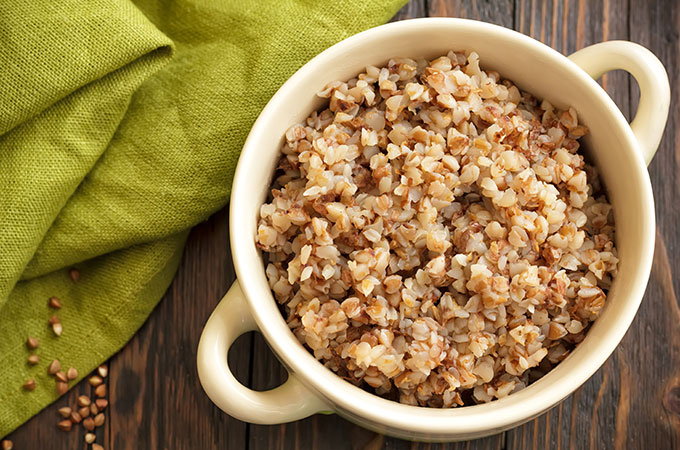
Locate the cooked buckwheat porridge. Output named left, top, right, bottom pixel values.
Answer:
left=256, top=51, right=617, bottom=407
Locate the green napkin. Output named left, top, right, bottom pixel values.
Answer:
left=0, top=0, right=406, bottom=435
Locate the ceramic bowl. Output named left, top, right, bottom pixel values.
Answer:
left=197, top=18, right=670, bottom=441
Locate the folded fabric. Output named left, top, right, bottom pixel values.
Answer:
left=0, top=0, right=405, bottom=435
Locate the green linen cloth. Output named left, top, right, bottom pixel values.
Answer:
left=0, top=0, right=406, bottom=435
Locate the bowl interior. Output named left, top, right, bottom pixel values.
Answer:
left=230, top=18, right=654, bottom=438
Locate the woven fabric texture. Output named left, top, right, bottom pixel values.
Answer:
left=0, top=0, right=405, bottom=435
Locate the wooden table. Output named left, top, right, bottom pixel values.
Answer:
left=6, top=1, right=678, bottom=448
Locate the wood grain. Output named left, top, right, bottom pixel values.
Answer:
left=4, top=1, right=679, bottom=449
left=107, top=207, right=247, bottom=450
left=391, top=0, right=427, bottom=21
left=429, top=0, right=514, bottom=28
left=506, top=1, right=637, bottom=449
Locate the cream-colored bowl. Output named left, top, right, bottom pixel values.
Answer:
left=197, top=18, right=669, bottom=441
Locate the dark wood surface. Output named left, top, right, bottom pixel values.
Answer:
left=5, top=0, right=678, bottom=448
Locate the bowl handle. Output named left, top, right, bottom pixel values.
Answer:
left=197, top=280, right=328, bottom=424
left=568, top=41, right=670, bottom=166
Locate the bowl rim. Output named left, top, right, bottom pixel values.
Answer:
left=229, top=17, right=655, bottom=436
